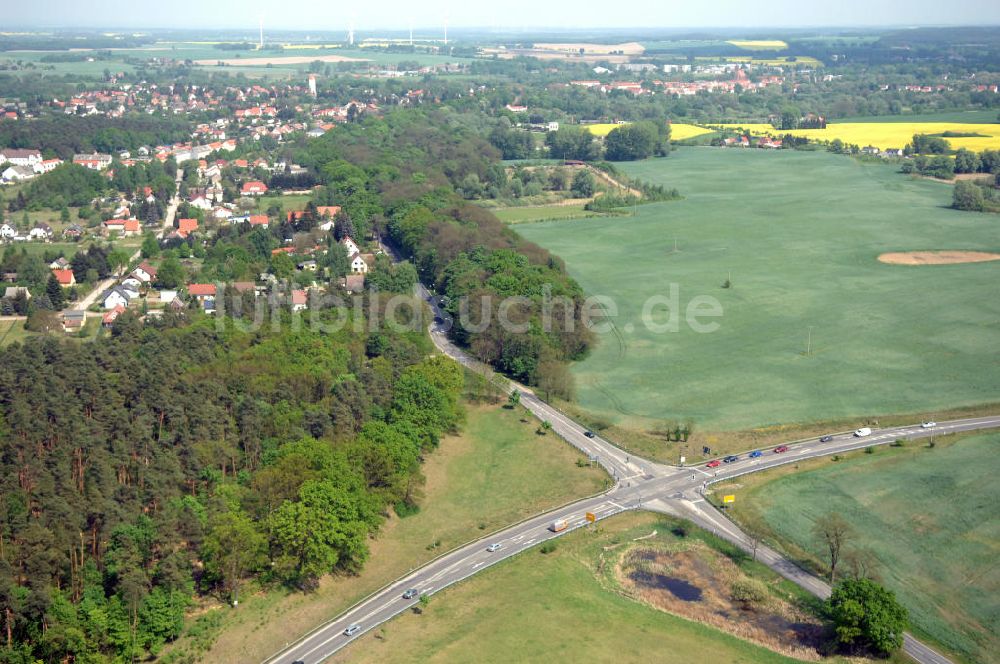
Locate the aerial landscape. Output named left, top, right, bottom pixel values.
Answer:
left=0, top=1, right=998, bottom=663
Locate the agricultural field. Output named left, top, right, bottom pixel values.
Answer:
left=670, top=123, right=716, bottom=141
left=330, top=511, right=858, bottom=664
left=711, top=121, right=1000, bottom=152
left=169, top=403, right=606, bottom=664
left=722, top=431, right=1000, bottom=664
left=583, top=123, right=623, bottom=137
left=492, top=203, right=607, bottom=224
left=516, top=148, right=1000, bottom=433
left=0, top=319, right=29, bottom=347
left=727, top=40, right=789, bottom=50
left=726, top=39, right=788, bottom=51
left=583, top=122, right=713, bottom=142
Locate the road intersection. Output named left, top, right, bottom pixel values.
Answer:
left=264, top=288, right=996, bottom=664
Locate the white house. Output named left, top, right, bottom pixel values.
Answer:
left=158, top=290, right=178, bottom=305
left=122, top=277, right=143, bottom=292
left=0, top=149, right=42, bottom=167
left=1, top=165, right=36, bottom=183
left=132, top=262, right=157, bottom=283
left=28, top=224, right=53, bottom=241
left=341, top=236, right=360, bottom=256
left=0, top=224, right=16, bottom=239
left=101, top=287, right=131, bottom=310
left=189, top=195, right=213, bottom=210
left=349, top=252, right=369, bottom=274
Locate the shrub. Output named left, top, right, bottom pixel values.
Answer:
left=540, top=542, right=558, bottom=554
left=730, top=577, right=769, bottom=609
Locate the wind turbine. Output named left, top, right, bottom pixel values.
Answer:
left=348, top=14, right=356, bottom=47
left=258, top=15, right=264, bottom=49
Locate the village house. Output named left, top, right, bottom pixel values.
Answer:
left=72, top=153, right=113, bottom=170
left=291, top=289, right=308, bottom=312
left=52, top=268, right=76, bottom=287
left=341, top=236, right=360, bottom=256
left=61, top=309, right=86, bottom=332
left=102, top=305, right=126, bottom=328
left=241, top=181, right=268, bottom=196
left=2, top=165, right=36, bottom=183
left=177, top=218, right=199, bottom=234
left=349, top=252, right=375, bottom=274
left=132, top=262, right=157, bottom=283
left=101, top=286, right=131, bottom=310
left=0, top=224, right=16, bottom=240
left=103, top=219, right=140, bottom=237
left=29, top=224, right=53, bottom=241
left=0, top=148, right=43, bottom=167
left=186, top=283, right=217, bottom=303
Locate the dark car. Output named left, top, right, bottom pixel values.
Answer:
left=773, top=445, right=790, bottom=453
left=706, top=459, right=721, bottom=468
left=820, top=435, right=834, bottom=443
left=723, top=455, right=739, bottom=463
left=749, top=450, right=762, bottom=458
left=402, top=588, right=419, bottom=600
left=584, top=430, right=595, bottom=438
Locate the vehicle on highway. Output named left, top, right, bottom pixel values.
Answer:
left=549, top=518, right=568, bottom=532
left=820, top=435, right=834, bottom=442
left=854, top=427, right=872, bottom=437
left=723, top=455, right=739, bottom=463
left=749, top=450, right=762, bottom=458
left=773, top=445, right=789, bottom=453
left=486, top=543, right=502, bottom=552
left=921, top=421, right=936, bottom=428
left=706, top=459, right=721, bottom=468
left=402, top=588, right=419, bottom=600
left=344, top=624, right=362, bottom=636
left=584, top=430, right=595, bottom=438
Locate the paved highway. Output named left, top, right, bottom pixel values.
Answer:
left=262, top=285, right=998, bottom=664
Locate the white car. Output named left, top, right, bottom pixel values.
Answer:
left=921, top=421, right=936, bottom=429
left=486, top=543, right=502, bottom=552
left=854, top=427, right=872, bottom=437
left=344, top=624, right=362, bottom=636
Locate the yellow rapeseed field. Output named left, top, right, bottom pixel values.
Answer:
left=709, top=122, right=1000, bottom=151
left=669, top=123, right=716, bottom=141
left=583, top=123, right=714, bottom=141
left=583, top=123, right=623, bottom=137
left=727, top=40, right=788, bottom=50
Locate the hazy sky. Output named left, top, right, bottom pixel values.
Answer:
left=5, top=0, right=1000, bottom=30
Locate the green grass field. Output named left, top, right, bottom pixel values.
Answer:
left=172, top=403, right=606, bottom=663
left=492, top=203, right=608, bottom=224
left=725, top=432, right=1000, bottom=664
left=330, top=511, right=839, bottom=664
left=0, top=319, right=28, bottom=347
left=516, top=148, right=1000, bottom=433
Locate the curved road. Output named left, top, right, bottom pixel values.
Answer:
left=264, top=292, right=996, bottom=664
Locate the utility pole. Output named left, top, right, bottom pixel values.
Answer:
left=806, top=325, right=813, bottom=356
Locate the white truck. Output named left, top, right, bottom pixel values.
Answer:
left=549, top=518, right=568, bottom=532
left=854, top=427, right=872, bottom=437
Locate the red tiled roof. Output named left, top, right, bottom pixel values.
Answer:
left=52, top=269, right=75, bottom=285
left=187, top=283, right=216, bottom=297
left=177, top=218, right=198, bottom=233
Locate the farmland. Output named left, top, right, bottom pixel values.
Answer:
left=516, top=148, right=1000, bottom=433
left=711, top=121, right=1000, bottom=151
left=492, top=203, right=607, bottom=224
left=330, top=511, right=848, bottom=664
left=727, top=40, right=789, bottom=50
left=723, top=431, right=1000, bottom=664
left=583, top=122, right=714, bottom=141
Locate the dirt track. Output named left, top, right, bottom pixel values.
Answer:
left=877, top=250, right=1000, bottom=265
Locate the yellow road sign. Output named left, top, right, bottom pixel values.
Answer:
left=723, top=495, right=736, bottom=504
left=585, top=512, right=596, bottom=522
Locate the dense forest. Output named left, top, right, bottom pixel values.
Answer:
left=0, top=307, right=464, bottom=663
left=296, top=108, right=594, bottom=390
left=0, top=116, right=189, bottom=159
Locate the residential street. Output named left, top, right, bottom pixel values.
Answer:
left=70, top=167, right=182, bottom=312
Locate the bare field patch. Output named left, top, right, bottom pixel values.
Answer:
left=877, top=250, right=1000, bottom=265
left=616, top=543, right=826, bottom=661
left=194, top=54, right=368, bottom=66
